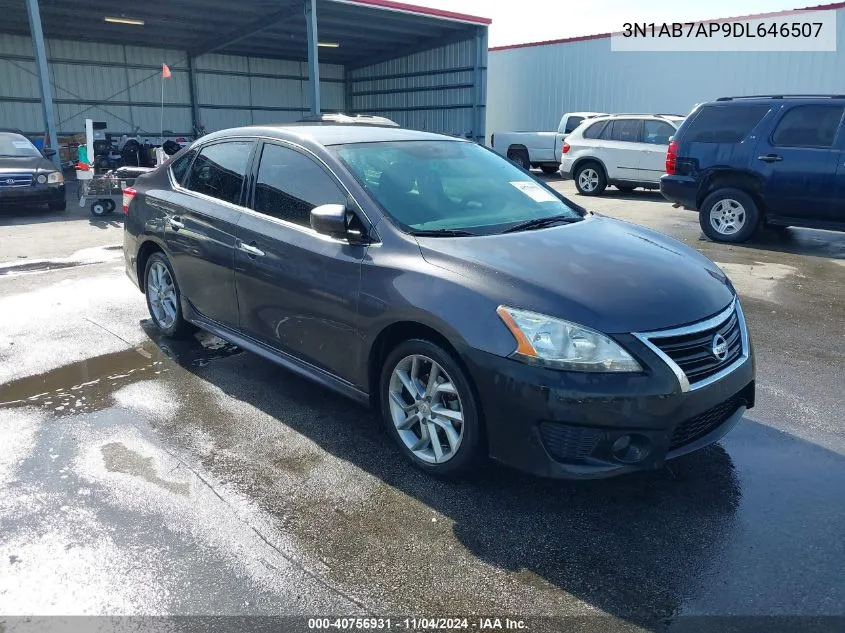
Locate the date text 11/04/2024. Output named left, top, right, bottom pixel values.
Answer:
left=622, top=22, right=823, bottom=38
left=307, top=618, right=528, bottom=630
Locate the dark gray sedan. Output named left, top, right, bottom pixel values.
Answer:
left=0, top=132, right=65, bottom=211
left=123, top=123, right=755, bottom=479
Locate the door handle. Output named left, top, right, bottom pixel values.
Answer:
left=758, top=154, right=783, bottom=163
left=237, top=241, right=265, bottom=258
left=167, top=216, right=185, bottom=230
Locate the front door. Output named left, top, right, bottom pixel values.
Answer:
left=165, top=139, right=255, bottom=328
left=233, top=141, right=367, bottom=385
left=753, top=104, right=843, bottom=221
left=637, top=119, right=677, bottom=183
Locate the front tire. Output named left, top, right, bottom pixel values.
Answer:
left=379, top=339, right=484, bottom=477
left=574, top=162, right=607, bottom=196
left=144, top=252, right=190, bottom=338
left=699, top=188, right=759, bottom=243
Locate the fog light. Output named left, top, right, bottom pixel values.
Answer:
left=611, top=434, right=651, bottom=464
left=36, top=174, right=47, bottom=184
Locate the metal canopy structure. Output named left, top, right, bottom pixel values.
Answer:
left=0, top=0, right=488, bottom=65
left=0, top=0, right=489, bottom=165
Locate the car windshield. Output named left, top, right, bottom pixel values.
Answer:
left=0, top=133, right=41, bottom=158
left=333, top=140, right=583, bottom=235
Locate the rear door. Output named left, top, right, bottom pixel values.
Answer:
left=596, top=118, right=642, bottom=180
left=233, top=141, right=367, bottom=384
left=637, top=119, right=677, bottom=183
left=166, top=139, right=255, bottom=328
left=753, top=104, right=843, bottom=221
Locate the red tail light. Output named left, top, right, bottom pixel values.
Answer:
left=562, top=142, right=570, bottom=154
left=122, top=187, right=136, bottom=214
left=665, top=140, right=678, bottom=175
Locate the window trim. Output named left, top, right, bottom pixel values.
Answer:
left=167, top=147, right=199, bottom=188
left=170, top=134, right=379, bottom=245
left=768, top=104, right=845, bottom=150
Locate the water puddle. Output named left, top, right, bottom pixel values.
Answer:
left=101, top=441, right=190, bottom=495
left=0, top=329, right=241, bottom=415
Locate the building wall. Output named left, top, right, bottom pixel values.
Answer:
left=486, top=7, right=845, bottom=139
left=0, top=33, right=344, bottom=136
left=348, top=32, right=488, bottom=143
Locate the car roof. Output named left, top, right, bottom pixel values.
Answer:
left=568, top=111, right=606, bottom=117
left=713, top=94, right=845, bottom=103
left=199, top=124, right=459, bottom=147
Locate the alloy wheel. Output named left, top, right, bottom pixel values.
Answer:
left=388, top=354, right=464, bottom=464
left=147, top=261, right=178, bottom=329
left=709, top=199, right=746, bottom=235
left=578, top=168, right=599, bottom=192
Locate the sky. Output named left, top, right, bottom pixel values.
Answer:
left=406, top=0, right=825, bottom=47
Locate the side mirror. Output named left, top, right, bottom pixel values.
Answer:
left=310, top=203, right=350, bottom=240
left=42, top=148, right=56, bottom=158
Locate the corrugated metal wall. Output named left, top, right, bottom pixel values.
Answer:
left=487, top=7, right=845, bottom=140
left=0, top=33, right=343, bottom=135
left=348, top=32, right=488, bottom=143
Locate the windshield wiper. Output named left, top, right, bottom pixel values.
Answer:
left=503, top=215, right=581, bottom=233
left=410, top=229, right=478, bottom=237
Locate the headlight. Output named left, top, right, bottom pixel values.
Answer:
left=496, top=306, right=642, bottom=372
left=47, top=171, right=64, bottom=184
left=36, top=174, right=47, bottom=184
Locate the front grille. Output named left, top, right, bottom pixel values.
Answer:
left=0, top=173, right=33, bottom=188
left=539, top=422, right=603, bottom=462
left=670, top=395, right=743, bottom=451
left=650, top=307, right=743, bottom=386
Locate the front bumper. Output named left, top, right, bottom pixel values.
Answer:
left=464, top=325, right=755, bottom=479
left=0, top=183, right=65, bottom=205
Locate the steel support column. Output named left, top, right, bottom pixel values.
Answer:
left=473, top=26, right=488, bottom=145
left=305, top=0, right=320, bottom=114
left=25, top=0, right=59, bottom=167
left=187, top=56, right=202, bottom=136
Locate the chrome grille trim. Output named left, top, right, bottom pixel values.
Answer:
left=0, top=173, right=34, bottom=188
left=632, top=298, right=749, bottom=393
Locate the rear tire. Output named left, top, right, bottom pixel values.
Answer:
left=507, top=148, right=531, bottom=171
left=574, top=162, right=607, bottom=196
left=699, top=188, right=759, bottom=243
left=144, top=252, right=191, bottom=338
left=379, top=338, right=484, bottom=478
left=90, top=200, right=108, bottom=216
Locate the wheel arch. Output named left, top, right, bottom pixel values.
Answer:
left=571, top=156, right=608, bottom=179
left=696, top=169, right=767, bottom=217
left=136, top=239, right=166, bottom=293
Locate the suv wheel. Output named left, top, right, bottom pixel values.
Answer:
left=574, top=162, right=606, bottom=196
left=144, top=252, right=191, bottom=337
left=379, top=339, right=483, bottom=477
left=699, top=188, right=759, bottom=243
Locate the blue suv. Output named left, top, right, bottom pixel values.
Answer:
left=660, top=95, right=845, bottom=243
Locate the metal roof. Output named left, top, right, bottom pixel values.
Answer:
left=0, top=0, right=490, bottom=65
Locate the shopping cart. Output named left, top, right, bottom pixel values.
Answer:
left=77, top=166, right=154, bottom=216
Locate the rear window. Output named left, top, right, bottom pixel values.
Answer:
left=683, top=104, right=770, bottom=143
left=564, top=116, right=585, bottom=134
left=583, top=121, right=607, bottom=139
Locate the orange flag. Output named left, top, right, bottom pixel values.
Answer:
left=162, top=63, right=171, bottom=79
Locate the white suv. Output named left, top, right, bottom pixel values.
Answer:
left=559, top=114, right=684, bottom=196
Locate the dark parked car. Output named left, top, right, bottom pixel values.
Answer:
left=661, top=94, right=845, bottom=242
left=0, top=132, right=66, bottom=211
left=124, top=124, right=755, bottom=479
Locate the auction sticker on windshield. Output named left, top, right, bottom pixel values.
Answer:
left=510, top=181, right=558, bottom=203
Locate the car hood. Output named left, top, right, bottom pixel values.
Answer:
left=0, top=156, right=55, bottom=173
left=416, top=216, right=735, bottom=334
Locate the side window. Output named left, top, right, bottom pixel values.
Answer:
left=564, top=116, right=584, bottom=134
left=583, top=121, right=607, bottom=139
left=684, top=105, right=770, bottom=143
left=169, top=149, right=196, bottom=185
left=253, top=143, right=346, bottom=227
left=771, top=105, right=845, bottom=148
left=610, top=119, right=641, bottom=143
left=598, top=121, right=615, bottom=140
left=185, top=141, right=253, bottom=205
left=642, top=120, right=676, bottom=145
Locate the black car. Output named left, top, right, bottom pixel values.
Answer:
left=661, top=94, right=845, bottom=243
left=0, top=132, right=66, bottom=211
left=124, top=124, right=755, bottom=479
